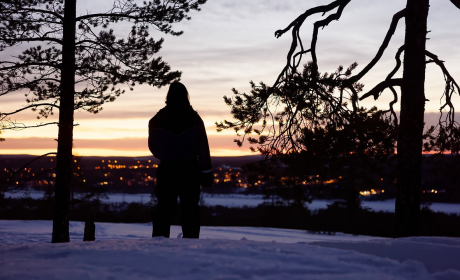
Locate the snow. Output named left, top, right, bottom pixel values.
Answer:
left=311, top=238, right=460, bottom=274
left=0, top=220, right=382, bottom=245
left=6, top=191, right=460, bottom=214
left=1, top=220, right=459, bottom=279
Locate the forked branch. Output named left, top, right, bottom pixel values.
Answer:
left=273, top=0, right=351, bottom=86
left=425, top=50, right=460, bottom=95
left=425, top=50, right=460, bottom=134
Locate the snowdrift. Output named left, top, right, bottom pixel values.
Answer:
left=1, top=220, right=459, bottom=279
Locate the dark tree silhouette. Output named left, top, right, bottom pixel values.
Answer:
left=218, top=0, right=459, bottom=236
left=0, top=0, right=206, bottom=242
left=451, top=0, right=460, bottom=9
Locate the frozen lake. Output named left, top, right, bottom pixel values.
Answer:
left=5, top=191, right=460, bottom=214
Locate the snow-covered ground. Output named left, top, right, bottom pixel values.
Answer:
left=6, top=191, right=460, bottom=214
left=1, top=220, right=459, bottom=279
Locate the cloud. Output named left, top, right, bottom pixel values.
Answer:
left=0, top=135, right=244, bottom=152
left=2, top=112, right=458, bottom=157
left=1, top=0, right=459, bottom=156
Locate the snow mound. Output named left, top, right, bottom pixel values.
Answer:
left=0, top=237, right=443, bottom=280
left=311, top=237, right=460, bottom=274
left=1, top=220, right=459, bottom=280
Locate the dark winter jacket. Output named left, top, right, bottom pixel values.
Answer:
left=148, top=104, right=212, bottom=173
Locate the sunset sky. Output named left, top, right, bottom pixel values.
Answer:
left=1, top=0, right=460, bottom=157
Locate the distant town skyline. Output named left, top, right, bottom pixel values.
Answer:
left=1, top=0, right=460, bottom=157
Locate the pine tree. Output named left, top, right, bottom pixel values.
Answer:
left=0, top=0, right=207, bottom=242
left=218, top=0, right=460, bottom=237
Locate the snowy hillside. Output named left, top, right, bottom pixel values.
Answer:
left=1, top=220, right=459, bottom=279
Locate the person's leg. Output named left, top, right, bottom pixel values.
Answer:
left=152, top=164, right=178, bottom=238
left=179, top=164, right=201, bottom=238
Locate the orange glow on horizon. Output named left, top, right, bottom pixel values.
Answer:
left=0, top=134, right=256, bottom=157
left=0, top=146, right=452, bottom=158
left=0, top=147, right=255, bottom=157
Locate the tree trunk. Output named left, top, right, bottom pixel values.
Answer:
left=395, top=0, right=429, bottom=237
left=52, top=0, right=76, bottom=243
left=83, top=209, right=96, bottom=242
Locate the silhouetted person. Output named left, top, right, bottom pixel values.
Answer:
left=148, top=81, right=213, bottom=239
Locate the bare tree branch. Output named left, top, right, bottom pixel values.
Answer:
left=273, top=0, right=351, bottom=86
left=0, top=152, right=56, bottom=195
left=310, top=1, right=350, bottom=70
left=425, top=50, right=460, bottom=94
left=359, top=78, right=402, bottom=101
left=380, top=86, right=399, bottom=127
left=274, top=0, right=349, bottom=39
left=346, top=9, right=406, bottom=86
left=386, top=45, right=405, bottom=81
left=450, top=0, right=460, bottom=9
left=11, top=167, right=56, bottom=192
left=424, top=50, right=460, bottom=138
left=11, top=153, right=57, bottom=179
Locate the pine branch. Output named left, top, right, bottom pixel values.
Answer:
left=0, top=37, right=63, bottom=45
left=0, top=62, right=60, bottom=71
left=12, top=8, right=64, bottom=20
left=0, top=78, right=61, bottom=97
left=0, top=104, right=60, bottom=117
left=76, top=13, right=139, bottom=21
left=1, top=122, right=60, bottom=130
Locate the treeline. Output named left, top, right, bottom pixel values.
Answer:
left=2, top=197, right=459, bottom=238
